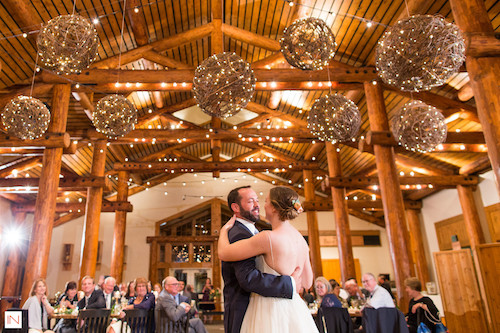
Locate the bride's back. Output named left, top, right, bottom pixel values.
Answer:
left=263, top=224, right=309, bottom=277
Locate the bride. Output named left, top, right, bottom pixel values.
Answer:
left=218, top=186, right=319, bottom=333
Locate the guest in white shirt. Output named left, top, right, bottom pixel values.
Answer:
left=102, top=276, right=117, bottom=309
left=22, top=278, right=54, bottom=333
left=362, top=273, right=395, bottom=309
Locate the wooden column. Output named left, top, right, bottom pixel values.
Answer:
left=303, top=169, right=323, bottom=277
left=364, top=82, right=414, bottom=310
left=110, top=171, right=129, bottom=283
left=211, top=0, right=223, bottom=54
left=405, top=209, right=430, bottom=286
left=457, top=185, right=486, bottom=248
left=211, top=199, right=222, bottom=288
left=1, top=212, right=27, bottom=319
left=325, top=143, right=356, bottom=283
left=21, top=84, right=71, bottom=301
left=449, top=0, right=500, bottom=196
left=79, top=141, right=108, bottom=282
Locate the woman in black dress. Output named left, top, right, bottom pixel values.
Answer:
left=54, top=281, right=78, bottom=333
left=405, top=277, right=440, bottom=333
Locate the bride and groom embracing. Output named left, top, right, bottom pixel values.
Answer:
left=219, top=185, right=319, bottom=333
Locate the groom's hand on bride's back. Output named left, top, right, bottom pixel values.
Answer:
left=291, top=266, right=302, bottom=292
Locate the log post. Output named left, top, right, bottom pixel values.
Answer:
left=79, top=141, right=108, bottom=282
left=456, top=185, right=486, bottom=248
left=449, top=0, right=500, bottom=196
left=110, top=171, right=129, bottom=283
left=1, top=212, right=27, bottom=320
left=211, top=199, right=222, bottom=288
left=405, top=209, right=430, bottom=286
left=364, top=82, right=414, bottom=311
left=303, top=169, right=323, bottom=277
left=21, top=84, right=71, bottom=302
left=325, top=143, right=356, bottom=283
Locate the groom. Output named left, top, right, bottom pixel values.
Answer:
left=222, top=185, right=298, bottom=333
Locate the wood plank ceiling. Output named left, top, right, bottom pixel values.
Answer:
left=0, top=0, right=498, bottom=225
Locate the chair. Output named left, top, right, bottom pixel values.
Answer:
left=316, top=307, right=354, bottom=333
left=77, top=309, right=111, bottom=333
left=362, top=307, right=409, bottom=333
left=155, top=307, right=190, bottom=333
left=121, top=309, right=155, bottom=333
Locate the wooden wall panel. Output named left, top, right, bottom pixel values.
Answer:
left=434, top=250, right=488, bottom=333
left=321, top=259, right=361, bottom=285
left=474, top=243, right=500, bottom=333
left=435, top=215, right=470, bottom=250
left=485, top=203, right=500, bottom=242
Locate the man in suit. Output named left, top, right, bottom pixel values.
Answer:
left=102, top=276, right=118, bottom=310
left=222, top=185, right=298, bottom=333
left=77, top=276, right=106, bottom=310
left=156, top=276, right=207, bottom=333
left=177, top=280, right=192, bottom=303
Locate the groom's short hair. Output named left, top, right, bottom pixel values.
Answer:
left=228, top=185, right=252, bottom=212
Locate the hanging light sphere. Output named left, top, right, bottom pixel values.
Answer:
left=391, top=101, right=447, bottom=153
left=37, top=14, right=99, bottom=74
left=1, top=96, right=50, bottom=140
left=92, top=94, right=137, bottom=138
left=308, top=94, right=361, bottom=143
left=280, top=17, right=336, bottom=70
left=375, top=15, right=465, bottom=92
left=193, top=52, right=256, bottom=118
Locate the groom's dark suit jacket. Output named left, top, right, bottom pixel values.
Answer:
left=222, top=220, right=294, bottom=333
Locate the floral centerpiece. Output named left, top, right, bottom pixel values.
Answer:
left=209, top=288, right=221, bottom=301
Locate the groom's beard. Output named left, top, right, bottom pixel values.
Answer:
left=239, top=206, right=260, bottom=223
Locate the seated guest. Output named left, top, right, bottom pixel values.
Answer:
left=22, top=278, right=55, bottom=333
left=378, top=274, right=396, bottom=301
left=344, top=277, right=370, bottom=307
left=405, top=277, right=440, bottom=333
left=108, top=277, right=156, bottom=333
left=77, top=276, right=106, bottom=309
left=178, top=281, right=192, bottom=303
left=102, top=276, right=118, bottom=310
left=156, top=276, right=207, bottom=333
left=299, top=287, right=315, bottom=305
left=330, top=279, right=348, bottom=300
left=125, top=281, right=136, bottom=300
left=315, top=276, right=342, bottom=308
left=54, top=281, right=78, bottom=333
left=362, top=273, right=395, bottom=309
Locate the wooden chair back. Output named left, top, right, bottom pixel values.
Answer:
left=121, top=309, right=155, bottom=333
left=316, top=307, right=354, bottom=333
left=155, top=307, right=190, bottom=333
left=76, top=309, right=111, bottom=333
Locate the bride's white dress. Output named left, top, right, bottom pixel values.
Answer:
left=240, top=255, right=319, bottom=333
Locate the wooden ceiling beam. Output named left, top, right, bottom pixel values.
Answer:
left=2, top=0, right=41, bottom=44
left=93, top=23, right=214, bottom=69
left=172, top=149, right=203, bottom=162
left=39, top=67, right=378, bottom=84
left=142, top=51, right=193, bottom=69
left=106, top=172, right=183, bottom=201
left=0, top=133, right=70, bottom=149
left=54, top=212, right=85, bottom=227
left=246, top=102, right=307, bottom=127
left=114, top=161, right=319, bottom=172
left=0, top=141, right=77, bottom=156
left=229, top=149, right=261, bottom=162
left=72, top=92, right=94, bottom=121
left=222, top=23, right=280, bottom=52
left=136, top=98, right=197, bottom=127
left=238, top=142, right=298, bottom=163
left=0, top=157, right=42, bottom=178
left=458, top=82, right=474, bottom=101
left=327, top=175, right=478, bottom=188
left=459, top=155, right=491, bottom=175
left=303, top=199, right=422, bottom=211
left=137, top=143, right=193, bottom=162
left=13, top=201, right=133, bottom=213
left=0, top=84, right=53, bottom=109
left=348, top=209, right=385, bottom=227
left=394, top=153, right=459, bottom=175
left=126, top=0, right=150, bottom=46
left=0, top=176, right=107, bottom=189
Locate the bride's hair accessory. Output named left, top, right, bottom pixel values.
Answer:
left=292, top=199, right=304, bottom=213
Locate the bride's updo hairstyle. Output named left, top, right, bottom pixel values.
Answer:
left=269, top=186, right=303, bottom=221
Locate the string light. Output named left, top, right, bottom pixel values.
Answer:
left=1, top=96, right=50, bottom=140
left=308, top=94, right=361, bottom=143
left=391, top=101, right=447, bottom=153
left=376, top=15, right=465, bottom=92
left=280, top=17, right=336, bottom=70
left=193, top=52, right=255, bottom=118
left=37, top=15, right=99, bottom=74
